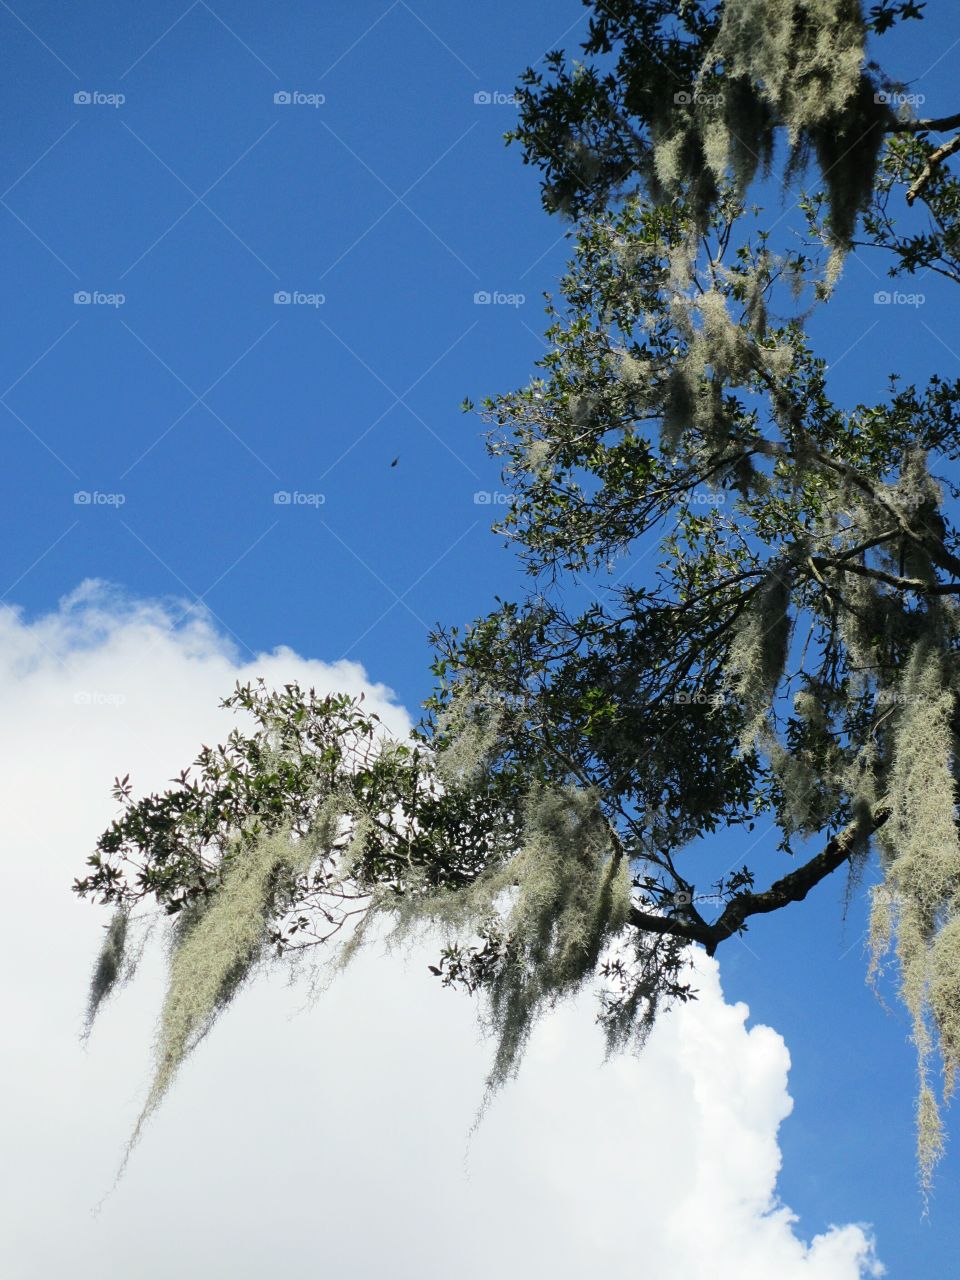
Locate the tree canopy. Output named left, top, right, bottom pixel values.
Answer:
left=77, top=0, right=960, bottom=1194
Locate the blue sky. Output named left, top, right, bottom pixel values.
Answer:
left=3, top=2, right=960, bottom=1273
left=2, top=0, right=573, bottom=686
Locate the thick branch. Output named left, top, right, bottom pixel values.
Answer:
left=628, top=807, right=889, bottom=957
left=704, top=807, right=889, bottom=955
left=627, top=904, right=717, bottom=949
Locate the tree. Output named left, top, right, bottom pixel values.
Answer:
left=77, top=0, right=960, bottom=1194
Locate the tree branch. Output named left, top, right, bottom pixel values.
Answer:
left=888, top=111, right=960, bottom=135
left=812, top=555, right=960, bottom=595
left=730, top=413, right=960, bottom=584
left=627, top=904, right=716, bottom=949
left=628, top=807, right=889, bottom=957
left=703, top=807, right=889, bottom=954
left=906, top=132, right=960, bottom=205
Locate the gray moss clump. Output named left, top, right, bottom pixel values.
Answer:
left=725, top=562, right=794, bottom=753
left=382, top=784, right=633, bottom=1092
left=83, top=905, right=130, bottom=1036
left=652, top=0, right=883, bottom=256
left=658, top=287, right=751, bottom=452
left=433, top=682, right=506, bottom=788
left=709, top=0, right=866, bottom=141
left=130, top=800, right=341, bottom=1149
left=870, top=642, right=960, bottom=1194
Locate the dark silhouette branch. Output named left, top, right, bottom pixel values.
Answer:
left=627, top=904, right=716, bottom=949
left=703, top=807, right=889, bottom=954
left=812, top=555, right=960, bottom=596
left=629, top=806, right=889, bottom=957
left=888, top=111, right=960, bottom=135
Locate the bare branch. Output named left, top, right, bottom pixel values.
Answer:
left=906, top=132, right=960, bottom=205
left=627, top=807, right=889, bottom=957
left=888, top=111, right=960, bottom=135
left=704, top=806, right=889, bottom=954
left=813, top=555, right=960, bottom=595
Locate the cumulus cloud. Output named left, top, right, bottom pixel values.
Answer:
left=0, top=582, right=883, bottom=1279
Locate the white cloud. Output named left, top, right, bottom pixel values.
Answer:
left=0, top=582, right=883, bottom=1279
